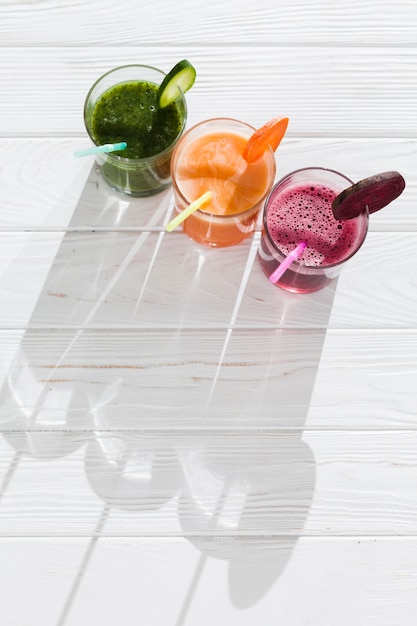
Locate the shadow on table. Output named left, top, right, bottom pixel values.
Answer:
left=176, top=431, right=316, bottom=612
left=0, top=165, right=337, bottom=617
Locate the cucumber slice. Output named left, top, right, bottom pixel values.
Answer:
left=158, top=59, right=196, bottom=108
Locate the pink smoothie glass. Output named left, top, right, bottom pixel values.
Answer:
left=258, top=167, right=369, bottom=293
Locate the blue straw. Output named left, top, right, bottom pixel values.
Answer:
left=74, top=142, right=127, bottom=158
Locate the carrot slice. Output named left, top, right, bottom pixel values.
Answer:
left=242, top=116, right=289, bottom=163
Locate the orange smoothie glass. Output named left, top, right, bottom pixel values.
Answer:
left=170, top=118, right=276, bottom=247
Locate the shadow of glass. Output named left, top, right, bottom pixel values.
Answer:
left=0, top=165, right=337, bottom=614
left=0, top=341, right=92, bottom=459
left=175, top=430, right=316, bottom=610
left=0, top=164, right=174, bottom=456
left=84, top=433, right=183, bottom=512
left=81, top=429, right=315, bottom=612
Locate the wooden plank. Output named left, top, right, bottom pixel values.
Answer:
left=0, top=329, right=415, bottom=430
left=0, top=231, right=415, bottom=329
left=308, top=330, right=417, bottom=429
left=0, top=0, right=416, bottom=45
left=0, top=431, right=416, bottom=536
left=0, top=537, right=90, bottom=626
left=0, top=138, right=413, bottom=231
left=0, top=536, right=416, bottom=625
left=0, top=138, right=93, bottom=230
left=0, top=327, right=338, bottom=430
left=0, top=47, right=415, bottom=137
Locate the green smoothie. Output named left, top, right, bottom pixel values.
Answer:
left=90, top=80, right=184, bottom=159
left=84, top=65, right=187, bottom=196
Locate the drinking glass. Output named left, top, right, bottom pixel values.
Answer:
left=258, top=167, right=369, bottom=293
left=84, top=64, right=187, bottom=196
left=170, top=118, right=276, bottom=247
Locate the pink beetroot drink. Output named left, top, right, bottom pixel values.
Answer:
left=259, top=168, right=369, bottom=293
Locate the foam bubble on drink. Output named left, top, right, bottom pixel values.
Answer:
left=267, top=183, right=359, bottom=266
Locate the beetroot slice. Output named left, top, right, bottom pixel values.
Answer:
left=332, top=171, right=405, bottom=221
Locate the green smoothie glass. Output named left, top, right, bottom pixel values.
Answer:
left=83, top=65, right=187, bottom=196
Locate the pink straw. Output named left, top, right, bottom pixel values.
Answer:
left=269, top=241, right=307, bottom=283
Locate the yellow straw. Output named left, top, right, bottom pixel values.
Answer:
left=166, top=191, right=213, bottom=232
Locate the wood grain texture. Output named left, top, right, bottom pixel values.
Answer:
left=0, top=0, right=416, bottom=622
left=0, top=47, right=416, bottom=137
left=0, top=231, right=416, bottom=330
left=0, top=0, right=416, bottom=45
left=0, top=430, right=416, bottom=536
left=0, top=329, right=415, bottom=430
left=0, top=536, right=416, bottom=626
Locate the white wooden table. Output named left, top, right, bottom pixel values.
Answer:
left=0, top=1, right=416, bottom=624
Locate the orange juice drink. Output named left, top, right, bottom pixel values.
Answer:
left=170, top=118, right=276, bottom=247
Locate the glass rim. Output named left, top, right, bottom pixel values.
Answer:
left=263, top=166, right=369, bottom=270
left=171, top=117, right=276, bottom=220
left=83, top=64, right=188, bottom=163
